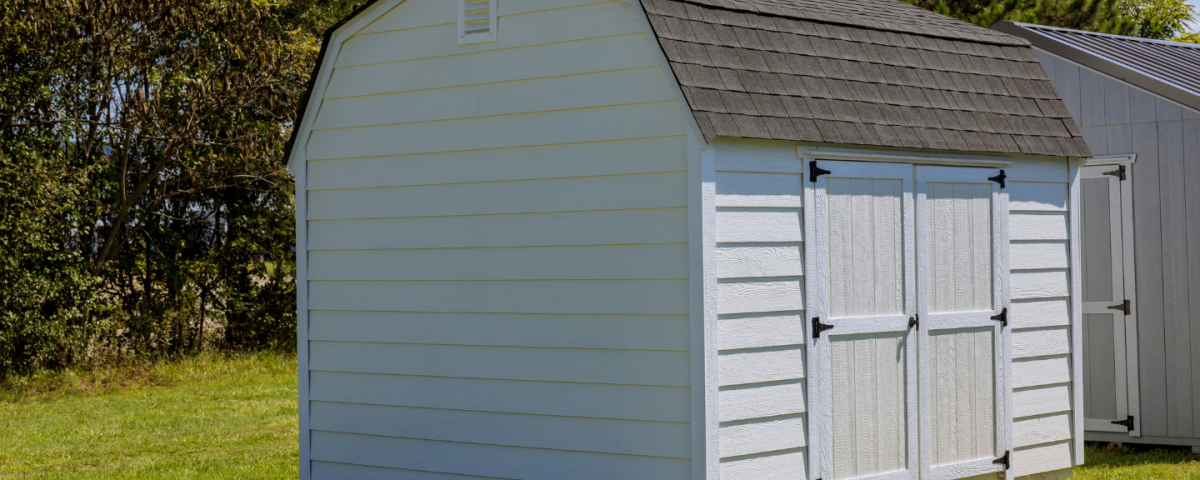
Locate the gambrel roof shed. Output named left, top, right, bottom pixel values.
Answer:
left=289, top=1, right=1091, bottom=479
left=997, top=20, right=1200, bottom=455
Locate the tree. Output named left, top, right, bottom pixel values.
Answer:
left=906, top=0, right=1196, bottom=39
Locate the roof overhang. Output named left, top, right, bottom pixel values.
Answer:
left=993, top=21, right=1200, bottom=113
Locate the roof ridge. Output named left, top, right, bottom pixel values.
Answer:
left=665, top=0, right=1028, bottom=46
left=1014, top=22, right=1200, bottom=50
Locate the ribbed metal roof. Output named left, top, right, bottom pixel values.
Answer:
left=996, top=22, right=1200, bottom=109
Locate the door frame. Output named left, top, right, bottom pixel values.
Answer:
left=806, top=159, right=919, bottom=480
left=1081, top=154, right=1141, bottom=437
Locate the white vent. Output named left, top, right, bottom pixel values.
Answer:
left=458, top=0, right=497, bottom=45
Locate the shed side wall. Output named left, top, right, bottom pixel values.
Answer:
left=302, top=1, right=694, bottom=477
left=711, top=139, right=809, bottom=479
left=1036, top=47, right=1200, bottom=441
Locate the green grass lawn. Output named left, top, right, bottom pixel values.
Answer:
left=1076, top=442, right=1200, bottom=479
left=3, top=353, right=1199, bottom=479
left=0, top=353, right=298, bottom=479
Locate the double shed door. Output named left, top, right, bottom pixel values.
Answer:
left=809, top=161, right=1010, bottom=480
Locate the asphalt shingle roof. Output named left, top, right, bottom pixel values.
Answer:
left=643, top=0, right=1091, bottom=157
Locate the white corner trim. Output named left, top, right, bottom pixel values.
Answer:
left=285, top=0, right=399, bottom=168
left=802, top=146, right=1014, bottom=167
left=1085, top=154, right=1137, bottom=166
left=1068, top=158, right=1085, bottom=465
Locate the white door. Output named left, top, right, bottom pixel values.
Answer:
left=810, top=160, right=918, bottom=480
left=1079, top=164, right=1140, bottom=436
left=915, top=166, right=1010, bottom=480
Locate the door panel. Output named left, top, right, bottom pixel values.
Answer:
left=916, top=166, right=1008, bottom=480
left=811, top=161, right=917, bottom=480
left=1079, top=165, right=1139, bottom=435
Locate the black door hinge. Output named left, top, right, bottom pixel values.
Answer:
left=810, top=161, right=831, bottom=183
left=1112, top=415, right=1135, bottom=431
left=1108, top=300, right=1131, bottom=315
left=994, top=450, right=1010, bottom=470
left=1103, top=165, right=1127, bottom=181
left=989, top=170, right=1007, bottom=189
left=991, top=307, right=1008, bottom=327
left=812, top=317, right=835, bottom=339
left=908, top=315, right=919, bottom=330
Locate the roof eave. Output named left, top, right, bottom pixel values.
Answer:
left=993, top=21, right=1200, bottom=113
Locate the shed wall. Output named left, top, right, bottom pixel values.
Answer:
left=712, top=140, right=1077, bottom=479
left=1037, top=47, right=1200, bottom=441
left=300, top=1, right=695, bottom=477
left=711, top=139, right=809, bottom=479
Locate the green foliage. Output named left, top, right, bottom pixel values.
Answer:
left=907, top=0, right=1196, bottom=39
left=0, top=0, right=366, bottom=376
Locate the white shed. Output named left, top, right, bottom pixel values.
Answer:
left=286, top=1, right=1093, bottom=479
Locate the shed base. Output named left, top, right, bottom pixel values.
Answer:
left=1015, top=467, right=1072, bottom=480
left=1086, top=430, right=1200, bottom=448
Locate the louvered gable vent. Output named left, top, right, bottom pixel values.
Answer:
left=458, top=0, right=497, bottom=44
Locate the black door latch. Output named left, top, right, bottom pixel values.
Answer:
left=908, top=315, right=919, bottom=330
left=989, top=170, right=1007, bottom=189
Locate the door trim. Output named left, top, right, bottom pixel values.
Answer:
left=1082, top=155, right=1141, bottom=437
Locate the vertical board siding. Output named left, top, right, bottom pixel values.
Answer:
left=826, top=178, right=904, bottom=318
left=929, top=328, right=996, bottom=466
left=830, top=333, right=908, bottom=478
left=1038, top=48, right=1200, bottom=443
left=927, top=182, right=994, bottom=313
left=712, top=139, right=808, bottom=478
left=1008, top=154, right=1077, bottom=477
left=302, top=1, right=694, bottom=477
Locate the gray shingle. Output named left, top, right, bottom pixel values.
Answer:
left=644, top=0, right=1087, bottom=157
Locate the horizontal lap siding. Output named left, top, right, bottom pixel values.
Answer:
left=1007, top=160, right=1077, bottom=478
left=304, top=1, right=692, bottom=477
left=713, top=139, right=809, bottom=479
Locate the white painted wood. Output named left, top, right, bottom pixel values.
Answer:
left=310, top=245, right=688, bottom=281
left=1013, top=384, right=1073, bottom=419
left=718, top=347, right=806, bottom=386
left=311, top=431, right=691, bottom=480
left=306, top=137, right=686, bottom=191
left=310, top=279, right=688, bottom=314
left=295, top=148, right=311, bottom=479
left=916, top=165, right=1009, bottom=480
left=1013, top=413, right=1073, bottom=448
left=1010, top=213, right=1069, bottom=240
left=1012, top=441, right=1073, bottom=478
left=309, top=208, right=686, bottom=251
left=310, top=341, right=690, bottom=386
left=718, top=381, right=806, bottom=422
left=802, top=146, right=1012, bottom=167
left=714, top=172, right=804, bottom=207
left=719, top=449, right=808, bottom=479
left=310, top=401, right=689, bottom=457
left=307, top=101, right=686, bottom=160
left=713, top=245, right=804, bottom=279
left=809, top=160, right=917, bottom=480
left=720, top=415, right=807, bottom=458
left=697, top=143, right=720, bottom=480
left=714, top=209, right=803, bottom=243
left=718, top=313, right=805, bottom=350
left=1010, top=242, right=1070, bottom=270
left=310, top=371, right=690, bottom=422
left=1006, top=157, right=1069, bottom=183
left=316, top=67, right=679, bottom=129
left=716, top=279, right=804, bottom=315
left=356, top=0, right=454, bottom=34
left=1010, top=299, right=1071, bottom=329
left=715, top=138, right=804, bottom=173
left=1013, top=356, right=1072, bottom=389
left=1012, top=327, right=1072, bottom=358
left=322, top=34, right=661, bottom=99
left=308, top=311, right=689, bottom=350
left=1011, top=270, right=1071, bottom=299
left=1007, top=182, right=1068, bottom=211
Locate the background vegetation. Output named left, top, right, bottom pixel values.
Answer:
left=906, top=0, right=1199, bottom=41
